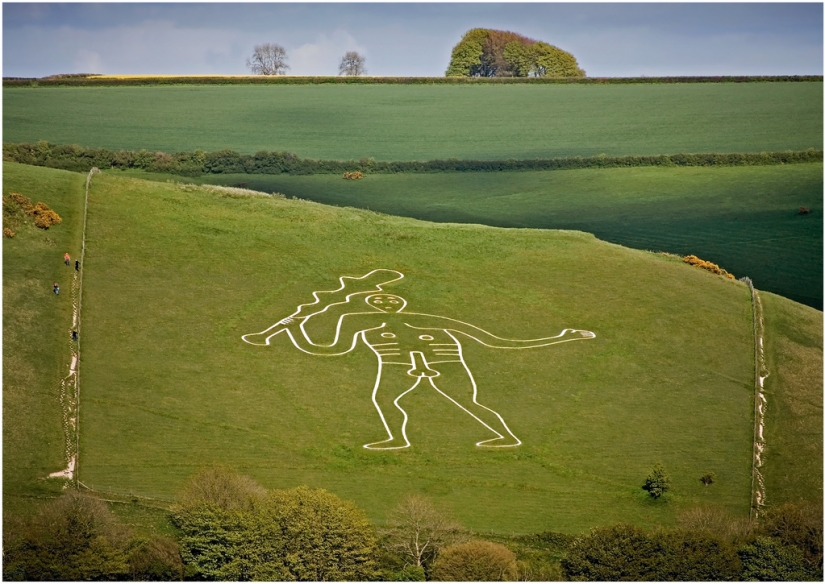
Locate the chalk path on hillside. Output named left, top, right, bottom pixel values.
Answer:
left=752, top=289, right=770, bottom=513
left=741, top=276, right=769, bottom=516
left=47, top=267, right=79, bottom=484
left=48, top=168, right=98, bottom=486
left=243, top=271, right=595, bottom=450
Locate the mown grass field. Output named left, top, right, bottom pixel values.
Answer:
left=4, top=162, right=774, bottom=534
left=123, top=163, right=824, bottom=309
left=3, top=82, right=822, bottom=160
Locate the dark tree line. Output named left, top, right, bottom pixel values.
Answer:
left=4, top=465, right=821, bottom=581
left=5, top=142, right=821, bottom=179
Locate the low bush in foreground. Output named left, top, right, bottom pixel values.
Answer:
left=684, top=254, right=735, bottom=279
left=431, top=540, right=517, bottom=581
left=3, top=191, right=62, bottom=231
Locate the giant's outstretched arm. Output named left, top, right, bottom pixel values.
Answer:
left=407, top=315, right=595, bottom=349
left=242, top=313, right=384, bottom=355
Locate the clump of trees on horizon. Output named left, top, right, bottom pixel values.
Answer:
left=446, top=28, right=585, bottom=78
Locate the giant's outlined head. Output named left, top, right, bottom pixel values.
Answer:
left=365, top=294, right=407, bottom=313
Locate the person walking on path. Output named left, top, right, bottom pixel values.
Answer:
left=75, top=260, right=80, bottom=272
left=53, top=282, right=60, bottom=295
left=64, top=252, right=70, bottom=266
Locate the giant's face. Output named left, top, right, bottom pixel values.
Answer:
left=365, top=294, right=407, bottom=313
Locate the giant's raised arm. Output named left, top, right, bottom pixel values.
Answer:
left=407, top=315, right=595, bottom=349
left=243, top=312, right=383, bottom=356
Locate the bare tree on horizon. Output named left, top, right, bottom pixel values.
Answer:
left=338, top=51, right=367, bottom=76
left=246, top=43, right=290, bottom=75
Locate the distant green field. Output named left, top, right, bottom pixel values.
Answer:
left=124, top=163, right=824, bottom=309
left=4, top=163, right=821, bottom=535
left=4, top=82, right=822, bottom=160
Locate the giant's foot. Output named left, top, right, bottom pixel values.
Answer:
left=476, top=435, right=521, bottom=448
left=363, top=437, right=410, bottom=450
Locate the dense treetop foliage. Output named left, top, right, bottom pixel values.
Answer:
left=445, top=28, right=584, bottom=78
left=170, top=468, right=380, bottom=581
left=2, top=492, right=183, bottom=581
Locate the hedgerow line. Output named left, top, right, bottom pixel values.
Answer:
left=4, top=142, right=822, bottom=177
left=3, top=74, right=822, bottom=87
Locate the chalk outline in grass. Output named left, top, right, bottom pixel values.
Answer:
left=243, top=270, right=595, bottom=450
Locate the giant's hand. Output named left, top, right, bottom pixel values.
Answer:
left=562, top=329, right=596, bottom=339
left=242, top=316, right=303, bottom=346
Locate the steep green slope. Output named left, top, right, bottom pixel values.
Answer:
left=4, top=162, right=820, bottom=535
left=760, top=292, right=823, bottom=504
left=2, top=164, right=86, bottom=512
left=121, top=163, right=824, bottom=309
left=77, top=168, right=758, bottom=533
left=4, top=82, right=821, bottom=160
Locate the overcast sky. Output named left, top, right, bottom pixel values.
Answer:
left=3, top=3, right=822, bottom=77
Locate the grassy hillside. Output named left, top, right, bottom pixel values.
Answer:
left=81, top=165, right=757, bottom=532
left=3, top=164, right=86, bottom=513
left=4, top=82, right=821, bottom=160
left=5, top=162, right=820, bottom=535
left=122, top=163, right=824, bottom=309
left=760, top=292, right=823, bottom=504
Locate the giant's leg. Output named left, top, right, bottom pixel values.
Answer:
left=364, top=363, right=420, bottom=450
left=428, top=361, right=521, bottom=447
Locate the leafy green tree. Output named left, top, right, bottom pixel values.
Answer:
left=563, top=524, right=740, bottom=581
left=446, top=29, right=584, bottom=78
left=739, top=537, right=813, bottom=581
left=3, top=492, right=132, bottom=581
left=562, top=524, right=660, bottom=580
left=127, top=535, right=185, bottom=581
left=262, top=486, right=379, bottom=581
left=172, top=468, right=379, bottom=581
left=431, top=540, right=517, bottom=581
left=643, top=462, right=671, bottom=498
left=502, top=42, right=534, bottom=77
left=657, top=529, right=741, bottom=581
left=759, top=501, right=823, bottom=565
left=445, top=29, right=486, bottom=76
